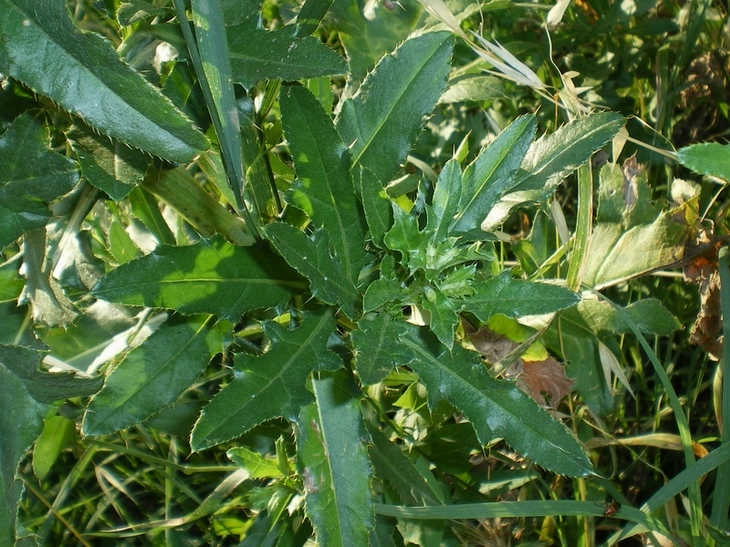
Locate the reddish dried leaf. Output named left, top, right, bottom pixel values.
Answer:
left=514, top=356, right=574, bottom=408
left=467, top=323, right=520, bottom=364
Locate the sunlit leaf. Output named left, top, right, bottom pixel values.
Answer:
left=676, top=142, right=730, bottom=181
left=297, top=372, right=374, bottom=546
left=92, top=236, right=304, bottom=321
left=82, top=315, right=224, bottom=436
left=352, top=312, right=411, bottom=385
left=191, top=310, right=341, bottom=451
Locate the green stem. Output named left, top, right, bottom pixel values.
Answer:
left=566, top=163, right=592, bottom=291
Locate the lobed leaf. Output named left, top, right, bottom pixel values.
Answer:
left=191, top=310, right=341, bottom=451
left=297, top=372, right=375, bottom=546
left=92, top=236, right=304, bottom=321
left=0, top=0, right=208, bottom=163
left=281, top=85, right=369, bottom=286
left=336, top=31, right=453, bottom=184
left=352, top=312, right=411, bottom=385
left=82, top=315, right=224, bottom=436
left=401, top=328, right=594, bottom=476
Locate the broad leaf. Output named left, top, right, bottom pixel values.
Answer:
left=336, top=31, right=453, bottom=184
left=573, top=299, right=681, bottom=337
left=581, top=164, right=691, bottom=289
left=352, top=312, right=411, bottom=385
left=462, top=271, right=580, bottom=322
left=92, top=237, right=304, bottom=321
left=69, top=123, right=149, bottom=201
left=295, top=0, right=335, bottom=37
left=401, top=329, right=594, bottom=476
left=482, top=112, right=625, bottom=230
left=228, top=25, right=346, bottom=89
left=264, top=223, right=361, bottom=320
left=281, top=85, right=369, bottom=285
left=0, top=114, right=78, bottom=249
left=297, top=372, right=374, bottom=546
left=82, top=315, right=224, bottom=436
left=0, top=364, right=46, bottom=547
left=0, top=0, right=208, bottom=162
left=450, top=114, right=536, bottom=239
left=191, top=310, right=341, bottom=451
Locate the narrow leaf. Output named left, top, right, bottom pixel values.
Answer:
left=336, top=31, right=453, bottom=184
left=401, top=329, right=594, bottom=476
left=228, top=25, right=346, bottom=89
left=463, top=271, right=580, bottom=322
left=297, top=372, right=375, bottom=546
left=92, top=236, right=304, bottom=321
left=82, top=315, right=223, bottom=436
left=281, top=85, right=369, bottom=285
left=296, top=0, right=335, bottom=36
left=0, top=114, right=78, bottom=249
left=191, top=310, right=341, bottom=451
left=359, top=167, right=393, bottom=248
left=264, top=223, right=361, bottom=320
left=482, top=112, right=625, bottom=230
left=450, top=114, right=536, bottom=238
left=0, top=0, right=208, bottom=162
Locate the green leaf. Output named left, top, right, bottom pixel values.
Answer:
left=68, top=123, right=149, bottom=201
left=427, top=158, right=462, bottom=242
left=227, top=447, right=284, bottom=479
left=359, top=168, right=393, bottom=248
left=82, top=315, right=223, bottom=436
left=401, top=329, right=594, bottom=476
left=421, top=284, right=459, bottom=350
left=352, top=312, right=411, bottom=385
left=281, top=85, right=369, bottom=285
left=336, top=31, right=453, bottom=184
left=92, top=237, right=303, bottom=321
left=295, top=0, right=335, bottom=36
left=264, top=223, right=360, bottom=320
left=574, top=299, right=681, bottom=337
left=482, top=112, right=625, bottom=230
left=450, top=114, right=536, bottom=239
left=191, top=310, right=341, bottom=451
left=676, top=142, right=730, bottom=181
left=228, top=25, right=347, bottom=89
left=297, top=372, right=374, bottom=546
left=383, top=205, right=429, bottom=272
left=581, top=164, right=691, bottom=289
left=0, top=344, right=102, bottom=406
left=462, top=271, right=580, bottom=322
left=0, top=114, right=78, bottom=249
left=0, top=0, right=208, bottom=162
left=0, top=364, right=46, bottom=547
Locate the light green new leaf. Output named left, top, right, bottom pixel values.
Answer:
left=676, top=142, right=730, bottom=181
left=0, top=0, right=208, bottom=162
left=228, top=25, right=347, bottom=89
left=401, top=330, right=594, bottom=476
left=264, top=223, right=361, bottom=320
left=0, top=114, right=78, bottom=249
left=297, top=372, right=375, bottom=546
left=482, top=112, right=625, bottom=230
left=336, top=31, right=453, bottom=184
left=69, top=123, right=149, bottom=201
left=281, top=85, right=369, bottom=285
left=82, top=315, right=224, bottom=436
left=227, top=447, right=284, bottom=479
left=0, top=364, right=46, bottom=547
left=192, top=310, right=341, bottom=451
left=383, top=205, right=430, bottom=272
left=421, top=285, right=459, bottom=350
left=581, top=164, right=691, bottom=289
left=92, top=236, right=304, bottom=321
left=352, top=312, right=411, bottom=385
left=462, top=271, right=580, bottom=323
left=450, top=114, right=536, bottom=239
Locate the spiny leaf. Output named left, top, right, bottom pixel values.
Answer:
left=0, top=0, right=208, bottom=162
left=82, top=315, right=224, bottom=436
left=264, top=223, right=361, bottom=320
left=336, top=31, right=453, bottom=184
left=352, top=312, right=411, bottom=385
left=297, top=372, right=374, bottom=546
left=0, top=114, right=78, bottom=249
left=92, top=236, right=304, bottom=321
left=191, top=310, right=341, bottom=451
left=462, top=271, right=580, bottom=323
left=400, top=328, right=594, bottom=477
left=281, top=84, right=369, bottom=286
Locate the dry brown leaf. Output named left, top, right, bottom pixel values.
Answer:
left=513, top=356, right=574, bottom=408
left=465, top=322, right=521, bottom=364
